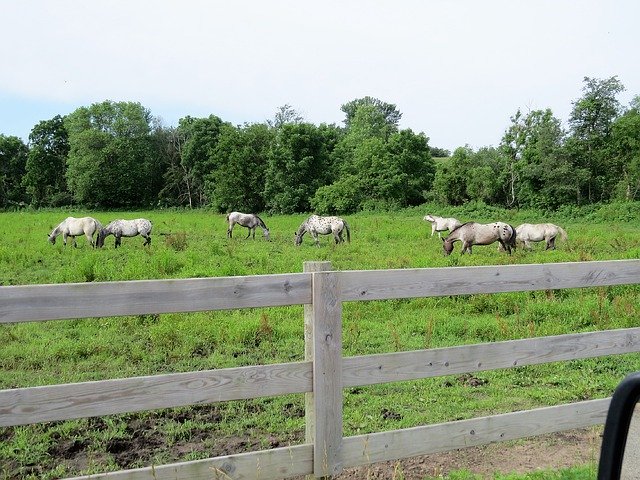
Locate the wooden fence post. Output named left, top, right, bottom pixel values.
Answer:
left=304, top=261, right=343, bottom=478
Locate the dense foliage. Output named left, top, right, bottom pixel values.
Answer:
left=1, top=77, right=639, bottom=213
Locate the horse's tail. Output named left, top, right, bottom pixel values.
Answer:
left=344, top=220, right=351, bottom=243
left=508, top=224, right=517, bottom=249
left=557, top=226, right=568, bottom=241
left=93, top=218, right=103, bottom=232
left=226, top=213, right=230, bottom=223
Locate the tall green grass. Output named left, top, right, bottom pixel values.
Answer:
left=1, top=206, right=639, bottom=478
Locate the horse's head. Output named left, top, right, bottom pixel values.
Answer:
left=294, top=232, right=303, bottom=246
left=442, top=237, right=454, bottom=256
left=47, top=233, right=56, bottom=245
left=423, top=215, right=434, bottom=223
left=95, top=229, right=106, bottom=248
left=264, top=229, right=271, bottom=241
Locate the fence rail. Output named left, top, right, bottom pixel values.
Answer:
left=1, top=259, right=640, bottom=479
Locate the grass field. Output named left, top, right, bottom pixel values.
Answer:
left=1, top=204, right=640, bottom=479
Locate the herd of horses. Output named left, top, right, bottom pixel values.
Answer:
left=47, top=212, right=567, bottom=255
left=48, top=217, right=153, bottom=248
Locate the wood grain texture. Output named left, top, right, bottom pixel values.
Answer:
left=0, top=273, right=311, bottom=323
left=311, top=270, right=343, bottom=477
left=343, top=327, right=640, bottom=387
left=63, top=443, right=313, bottom=480
left=341, top=398, right=611, bottom=467
left=340, top=260, right=640, bottom=301
left=0, top=362, right=312, bottom=427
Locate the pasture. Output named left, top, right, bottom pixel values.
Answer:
left=2, top=205, right=640, bottom=479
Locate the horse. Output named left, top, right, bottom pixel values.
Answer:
left=96, top=219, right=153, bottom=248
left=515, top=223, right=567, bottom=250
left=226, top=212, right=270, bottom=240
left=48, top=216, right=103, bottom=248
left=442, top=222, right=516, bottom=255
left=294, top=215, right=350, bottom=247
left=423, top=214, right=463, bottom=238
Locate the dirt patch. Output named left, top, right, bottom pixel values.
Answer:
left=335, top=428, right=602, bottom=479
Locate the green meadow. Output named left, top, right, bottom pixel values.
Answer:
left=2, top=204, right=640, bottom=479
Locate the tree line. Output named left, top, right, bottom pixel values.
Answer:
left=1, top=77, right=638, bottom=213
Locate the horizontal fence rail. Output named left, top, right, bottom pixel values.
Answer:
left=0, top=273, right=311, bottom=323
left=3, top=327, right=640, bottom=427
left=1, top=259, right=640, bottom=479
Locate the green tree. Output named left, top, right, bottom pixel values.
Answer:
left=567, top=76, right=625, bottom=202
left=23, top=115, right=70, bottom=206
left=65, top=101, right=159, bottom=207
left=341, top=96, right=402, bottom=132
left=610, top=97, right=640, bottom=200
left=0, top=135, right=28, bottom=208
left=206, top=122, right=273, bottom=213
left=264, top=123, right=332, bottom=213
left=176, top=115, right=225, bottom=207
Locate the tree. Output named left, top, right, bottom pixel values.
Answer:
left=267, top=104, right=304, bottom=129
left=567, top=76, right=625, bottom=202
left=65, top=101, right=160, bottom=207
left=205, top=122, right=273, bottom=213
left=609, top=97, right=640, bottom=200
left=23, top=115, right=70, bottom=206
left=0, top=135, right=28, bottom=208
left=176, top=115, right=225, bottom=207
left=341, top=96, right=402, bottom=132
left=264, top=123, right=331, bottom=213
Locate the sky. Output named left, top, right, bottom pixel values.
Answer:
left=1, top=0, right=639, bottom=152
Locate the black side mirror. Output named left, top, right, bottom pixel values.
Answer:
left=598, top=371, right=640, bottom=479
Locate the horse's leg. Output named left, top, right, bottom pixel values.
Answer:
left=86, top=230, right=94, bottom=248
left=547, top=236, right=556, bottom=250
left=431, top=224, right=436, bottom=237
left=115, top=235, right=122, bottom=248
left=311, top=230, right=320, bottom=247
left=62, top=233, right=68, bottom=246
left=143, top=234, right=151, bottom=246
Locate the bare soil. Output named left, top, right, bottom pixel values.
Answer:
left=335, top=428, right=602, bottom=479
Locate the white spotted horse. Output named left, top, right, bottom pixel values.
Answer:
left=48, top=216, right=103, bottom=248
left=96, top=218, right=153, bottom=248
left=226, top=211, right=270, bottom=240
left=442, top=222, right=516, bottom=255
left=294, top=215, right=350, bottom=247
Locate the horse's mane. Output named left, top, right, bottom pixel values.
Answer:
left=255, top=215, right=267, bottom=228
left=448, top=222, right=471, bottom=234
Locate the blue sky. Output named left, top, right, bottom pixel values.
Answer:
left=1, top=0, right=638, bottom=151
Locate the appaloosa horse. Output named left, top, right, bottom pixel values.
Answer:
left=423, top=214, right=463, bottom=238
left=48, top=216, right=103, bottom=248
left=443, top=222, right=516, bottom=255
left=515, top=223, right=567, bottom=250
left=226, top=212, right=270, bottom=240
left=96, top=218, right=153, bottom=248
left=294, top=215, right=350, bottom=247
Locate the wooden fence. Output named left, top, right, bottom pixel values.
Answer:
left=2, top=259, right=640, bottom=479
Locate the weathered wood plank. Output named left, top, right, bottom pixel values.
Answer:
left=310, top=270, right=344, bottom=477
left=63, top=443, right=313, bottom=480
left=340, top=260, right=640, bottom=301
left=0, top=362, right=312, bottom=427
left=63, top=399, right=609, bottom=479
left=343, top=327, right=640, bottom=387
left=0, top=273, right=311, bottom=323
left=303, top=261, right=332, bottom=480
left=342, top=399, right=611, bottom=467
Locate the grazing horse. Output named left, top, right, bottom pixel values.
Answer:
left=443, top=222, right=516, bottom=255
left=515, top=223, right=567, bottom=250
left=295, top=215, right=350, bottom=247
left=96, top=218, right=152, bottom=248
left=226, top=212, right=270, bottom=240
left=48, top=216, right=103, bottom=248
left=423, top=214, right=463, bottom=238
